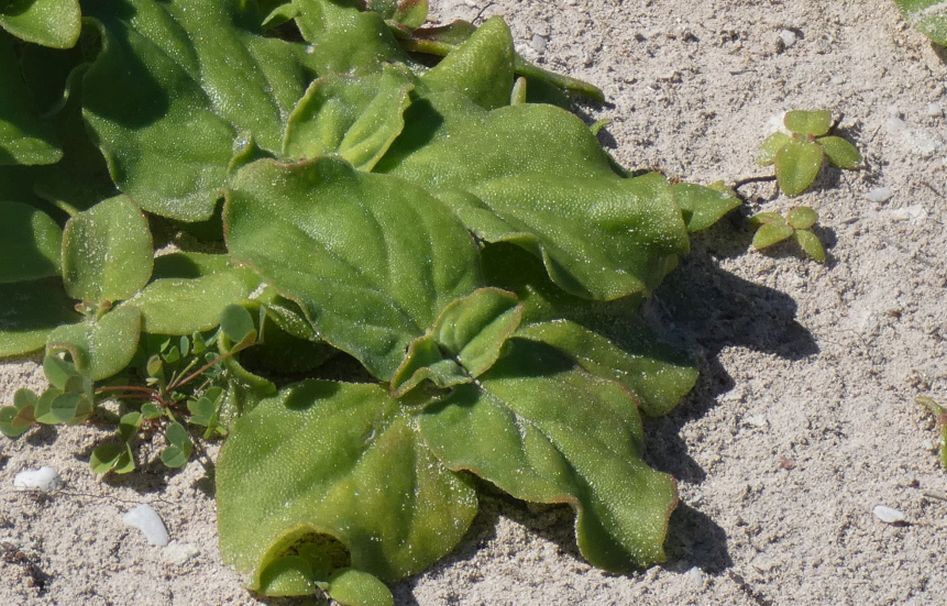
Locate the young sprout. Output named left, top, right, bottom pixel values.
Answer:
left=917, top=395, right=947, bottom=469
left=758, top=110, right=862, bottom=197
left=751, top=206, right=826, bottom=262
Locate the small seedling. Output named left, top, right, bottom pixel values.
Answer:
left=917, top=395, right=947, bottom=469
left=758, top=109, right=862, bottom=197
left=751, top=206, right=826, bottom=262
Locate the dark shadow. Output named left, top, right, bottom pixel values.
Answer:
left=662, top=503, right=732, bottom=573
left=932, top=42, right=947, bottom=64
left=24, top=424, right=58, bottom=447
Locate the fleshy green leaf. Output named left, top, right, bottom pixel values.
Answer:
left=220, top=304, right=257, bottom=348
left=80, top=0, right=319, bottom=221
left=90, top=442, right=135, bottom=476
left=46, top=306, right=141, bottom=381
left=292, top=0, right=406, bottom=75
left=0, top=389, right=37, bottom=437
left=757, top=131, right=791, bottom=166
left=421, top=16, right=514, bottom=110
left=0, top=0, right=81, bottom=48
left=377, top=91, right=689, bottom=301
left=671, top=182, right=741, bottom=233
left=895, top=0, right=947, bottom=45
left=0, top=278, right=78, bottom=358
left=61, top=195, right=153, bottom=303
left=283, top=65, right=415, bottom=170
left=391, top=288, right=522, bottom=397
left=217, top=381, right=478, bottom=588
left=783, top=109, right=832, bottom=137
left=224, top=157, right=482, bottom=380
left=774, top=140, right=824, bottom=197
left=0, top=34, right=62, bottom=166
left=752, top=221, right=794, bottom=250
left=419, top=339, right=678, bottom=570
left=392, top=0, right=428, bottom=29
left=786, top=206, right=818, bottom=230
left=0, top=201, right=62, bottom=283
left=795, top=229, right=826, bottom=263
left=328, top=569, right=394, bottom=606
left=125, top=271, right=252, bottom=336
left=817, top=135, right=862, bottom=169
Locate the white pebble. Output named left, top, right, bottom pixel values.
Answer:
left=778, top=29, right=798, bottom=48
left=123, top=504, right=170, bottom=546
left=162, top=541, right=199, bottom=565
left=887, top=205, right=928, bottom=222
left=873, top=505, right=907, bottom=525
left=865, top=187, right=893, bottom=203
left=529, top=34, right=547, bottom=53
left=14, top=466, right=62, bottom=492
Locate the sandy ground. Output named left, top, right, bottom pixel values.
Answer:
left=2, top=0, right=947, bottom=604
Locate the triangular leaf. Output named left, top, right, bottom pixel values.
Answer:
left=795, top=229, right=826, bottom=263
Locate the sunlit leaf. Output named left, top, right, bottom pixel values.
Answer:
left=46, top=306, right=142, bottom=380
left=774, top=140, right=824, bottom=197
left=817, top=135, right=862, bottom=169
left=783, top=109, right=832, bottom=137
left=0, top=0, right=81, bottom=48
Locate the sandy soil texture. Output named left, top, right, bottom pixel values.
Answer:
left=2, top=1, right=946, bottom=604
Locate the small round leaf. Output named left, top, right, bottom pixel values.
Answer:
left=817, top=135, right=862, bottom=169
left=757, top=132, right=792, bottom=166
left=775, top=140, right=824, bottom=197
left=784, top=110, right=832, bottom=137
left=787, top=206, right=818, bottom=230
left=752, top=222, right=794, bottom=250
left=327, top=568, right=393, bottom=606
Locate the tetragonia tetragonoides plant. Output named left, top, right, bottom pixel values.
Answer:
left=0, top=1, right=741, bottom=603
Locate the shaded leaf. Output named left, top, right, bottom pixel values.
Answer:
left=61, top=195, right=153, bottom=303
left=224, top=157, right=482, bottom=380
left=217, top=381, right=478, bottom=588
left=817, top=135, right=862, bottom=169
left=0, top=201, right=62, bottom=283
left=419, top=339, right=678, bottom=570
left=0, top=278, right=78, bottom=358
left=90, top=442, right=136, bottom=476
left=774, top=140, right=824, bottom=197
left=220, top=304, right=257, bottom=349
left=0, top=34, right=62, bottom=166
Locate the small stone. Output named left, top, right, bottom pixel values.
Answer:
left=13, top=466, right=62, bottom=492
left=123, top=504, right=170, bottom=546
left=162, top=541, right=199, bottom=565
left=873, top=505, right=907, bottom=525
left=742, top=414, right=769, bottom=429
left=530, top=34, right=547, bottom=54
left=887, top=205, right=928, bottom=222
left=865, top=187, right=893, bottom=203
left=778, top=29, right=798, bottom=49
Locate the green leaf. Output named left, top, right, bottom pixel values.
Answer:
left=292, top=0, right=406, bottom=76
left=61, top=196, right=153, bottom=303
left=392, top=0, right=428, bottom=30
left=774, top=140, right=824, bottom=197
left=46, top=306, right=141, bottom=381
left=0, top=201, right=62, bottom=283
left=757, top=131, right=791, bottom=166
left=47, top=390, right=92, bottom=424
left=0, top=0, right=81, bottom=48
left=327, top=568, right=394, bottom=606
left=118, top=411, right=142, bottom=442
left=752, top=221, right=794, bottom=250
left=90, top=442, right=136, bottom=476
left=783, top=109, right=832, bottom=137
left=751, top=211, right=784, bottom=225
left=80, top=0, right=319, bottom=221
left=794, top=229, right=826, bottom=263
left=217, top=381, right=478, bottom=587
left=283, top=65, right=415, bottom=170
left=161, top=423, right=193, bottom=468
left=895, top=0, right=947, bottom=46
left=224, top=157, right=482, bottom=380
left=419, top=339, right=678, bottom=570
left=671, top=182, right=741, bottom=233
left=42, top=351, right=79, bottom=390
left=377, top=92, right=690, bottom=301
left=220, top=304, right=257, bottom=349
left=0, top=34, right=62, bottom=166
left=141, top=402, right=163, bottom=420
left=126, top=270, right=252, bottom=335
left=786, top=206, right=818, bottom=230
left=391, top=288, right=522, bottom=397
left=421, top=16, right=515, bottom=110
left=817, top=135, right=862, bottom=169
left=0, top=278, right=78, bottom=357
left=0, top=389, right=36, bottom=437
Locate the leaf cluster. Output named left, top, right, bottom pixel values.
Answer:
left=0, top=1, right=742, bottom=603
